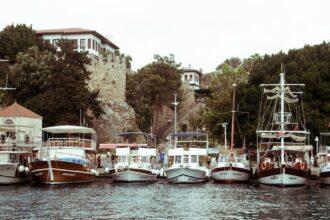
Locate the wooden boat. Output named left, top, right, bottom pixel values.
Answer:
left=165, top=132, right=209, bottom=183
left=30, top=125, right=98, bottom=184
left=109, top=132, right=158, bottom=182
left=0, top=126, right=35, bottom=184
left=211, top=83, right=252, bottom=183
left=317, top=133, right=330, bottom=185
left=256, top=70, right=312, bottom=187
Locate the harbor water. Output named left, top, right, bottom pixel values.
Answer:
left=0, top=180, right=329, bottom=219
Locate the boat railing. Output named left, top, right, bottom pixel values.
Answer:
left=46, top=138, right=93, bottom=148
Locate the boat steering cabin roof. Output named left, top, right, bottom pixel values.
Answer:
left=117, top=132, right=154, bottom=137
left=169, top=132, right=208, bottom=137
left=43, top=125, right=96, bottom=134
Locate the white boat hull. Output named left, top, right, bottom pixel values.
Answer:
left=320, top=164, right=330, bottom=185
left=165, top=167, right=208, bottom=183
left=112, top=169, right=157, bottom=182
left=258, top=167, right=308, bottom=186
left=259, top=173, right=307, bottom=186
left=211, top=166, right=251, bottom=183
left=0, top=164, right=30, bottom=184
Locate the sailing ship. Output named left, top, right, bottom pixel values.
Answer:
left=110, top=132, right=158, bottom=182
left=30, top=125, right=98, bottom=184
left=211, top=83, right=252, bottom=183
left=165, top=132, right=209, bottom=183
left=318, top=133, right=330, bottom=185
left=0, top=125, right=35, bottom=184
left=256, top=70, right=312, bottom=186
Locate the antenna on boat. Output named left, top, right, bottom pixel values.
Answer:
left=172, top=93, right=180, bottom=134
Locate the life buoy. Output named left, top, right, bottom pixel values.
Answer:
left=300, top=162, right=305, bottom=170
left=261, top=162, right=267, bottom=170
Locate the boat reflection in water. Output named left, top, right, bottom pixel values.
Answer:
left=30, top=125, right=98, bottom=184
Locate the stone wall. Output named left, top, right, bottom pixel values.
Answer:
left=87, top=55, right=137, bottom=143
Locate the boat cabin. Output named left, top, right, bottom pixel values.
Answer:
left=35, top=125, right=97, bottom=167
left=167, top=132, right=209, bottom=169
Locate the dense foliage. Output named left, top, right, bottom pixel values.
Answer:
left=238, top=42, right=330, bottom=144
left=199, top=42, right=330, bottom=146
left=0, top=24, right=103, bottom=126
left=126, top=54, right=181, bottom=133
left=192, top=63, right=249, bottom=142
left=0, top=24, right=45, bottom=63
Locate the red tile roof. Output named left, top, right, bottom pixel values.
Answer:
left=36, top=28, right=119, bottom=49
left=0, top=103, right=42, bottom=119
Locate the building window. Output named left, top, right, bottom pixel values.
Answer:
left=73, top=39, right=78, bottom=48
left=80, top=39, right=86, bottom=50
left=88, top=39, right=91, bottom=49
left=184, top=75, right=188, bottom=81
left=92, top=39, right=95, bottom=50
left=196, top=75, right=199, bottom=83
left=189, top=74, right=193, bottom=81
left=191, top=155, right=197, bottom=163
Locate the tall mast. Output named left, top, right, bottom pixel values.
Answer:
left=280, top=71, right=285, bottom=165
left=230, top=83, right=237, bottom=155
left=172, top=93, right=180, bottom=134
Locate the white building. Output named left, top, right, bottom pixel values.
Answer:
left=36, top=28, right=119, bottom=59
left=0, top=103, right=43, bottom=147
left=181, top=68, right=202, bottom=90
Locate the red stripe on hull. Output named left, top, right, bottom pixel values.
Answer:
left=320, top=171, right=330, bottom=178
left=258, top=167, right=308, bottom=178
left=30, top=160, right=95, bottom=184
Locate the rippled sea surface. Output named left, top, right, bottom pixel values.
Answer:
left=0, top=179, right=329, bottom=219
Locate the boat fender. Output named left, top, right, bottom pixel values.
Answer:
left=105, top=167, right=110, bottom=173
left=261, top=162, right=266, bottom=170
left=24, top=167, right=30, bottom=173
left=18, top=165, right=25, bottom=173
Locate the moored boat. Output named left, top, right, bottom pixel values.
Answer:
left=318, top=133, right=330, bottom=185
left=30, top=125, right=98, bottom=184
left=256, top=69, right=312, bottom=187
left=165, top=132, right=209, bottom=183
left=110, top=132, right=158, bottom=182
left=211, top=83, right=252, bottom=183
left=0, top=126, right=35, bottom=184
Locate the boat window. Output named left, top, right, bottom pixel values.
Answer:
left=183, top=155, right=189, bottom=163
left=175, top=156, right=182, bottom=163
left=141, top=156, right=148, bottom=163
left=191, top=155, right=197, bottom=163
left=220, top=156, right=227, bottom=162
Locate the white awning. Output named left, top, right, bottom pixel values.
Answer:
left=43, top=125, right=96, bottom=134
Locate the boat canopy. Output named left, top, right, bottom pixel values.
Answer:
left=43, top=125, right=96, bottom=134
left=320, top=132, right=330, bottom=136
left=261, top=149, right=306, bottom=157
left=169, top=132, right=208, bottom=137
left=117, top=132, right=153, bottom=137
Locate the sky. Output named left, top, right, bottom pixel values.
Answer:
left=1, top=0, right=329, bottom=72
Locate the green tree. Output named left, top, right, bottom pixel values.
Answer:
left=195, top=63, right=248, bottom=142
left=238, top=42, right=330, bottom=145
left=126, top=54, right=181, bottom=133
left=0, top=24, right=46, bottom=63
left=13, top=40, right=103, bottom=126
